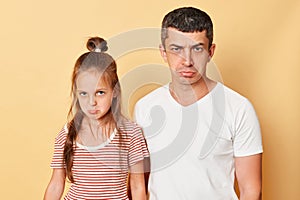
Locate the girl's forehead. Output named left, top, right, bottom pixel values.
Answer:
left=79, top=67, right=101, bottom=76
left=76, top=70, right=110, bottom=89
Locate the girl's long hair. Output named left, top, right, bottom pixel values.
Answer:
left=63, top=37, right=124, bottom=182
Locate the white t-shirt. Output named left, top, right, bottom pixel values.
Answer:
left=134, top=82, right=263, bottom=200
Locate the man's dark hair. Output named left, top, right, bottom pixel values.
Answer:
left=161, top=7, right=214, bottom=48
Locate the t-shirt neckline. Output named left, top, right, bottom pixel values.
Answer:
left=76, top=128, right=117, bottom=151
left=166, top=82, right=221, bottom=108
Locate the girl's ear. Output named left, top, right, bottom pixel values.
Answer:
left=113, top=92, right=117, bottom=98
left=113, top=87, right=119, bottom=98
left=159, top=44, right=168, bottom=62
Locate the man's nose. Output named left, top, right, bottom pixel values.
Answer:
left=182, top=50, right=193, bottom=66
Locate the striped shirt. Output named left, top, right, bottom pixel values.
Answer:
left=51, top=121, right=149, bottom=200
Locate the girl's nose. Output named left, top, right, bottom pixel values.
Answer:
left=89, top=96, right=97, bottom=106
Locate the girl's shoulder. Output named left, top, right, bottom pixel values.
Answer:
left=118, top=119, right=143, bottom=136
left=54, top=123, right=69, bottom=146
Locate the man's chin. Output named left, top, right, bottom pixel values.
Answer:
left=177, top=76, right=201, bottom=85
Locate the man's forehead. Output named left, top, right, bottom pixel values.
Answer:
left=166, top=28, right=208, bottom=45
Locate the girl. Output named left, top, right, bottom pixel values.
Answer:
left=44, top=37, right=149, bottom=200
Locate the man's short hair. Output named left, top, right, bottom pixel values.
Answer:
left=161, top=7, right=214, bottom=48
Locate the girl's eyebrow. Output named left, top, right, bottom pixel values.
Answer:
left=96, top=87, right=108, bottom=91
left=76, top=87, right=108, bottom=91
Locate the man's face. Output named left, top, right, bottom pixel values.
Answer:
left=160, top=27, right=215, bottom=86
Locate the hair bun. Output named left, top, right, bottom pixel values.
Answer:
left=87, top=37, right=108, bottom=52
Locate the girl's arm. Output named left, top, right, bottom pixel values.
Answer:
left=129, top=160, right=147, bottom=200
left=44, top=168, right=66, bottom=200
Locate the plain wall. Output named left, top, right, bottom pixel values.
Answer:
left=0, top=0, right=299, bottom=199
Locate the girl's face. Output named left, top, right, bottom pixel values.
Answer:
left=76, top=69, right=114, bottom=121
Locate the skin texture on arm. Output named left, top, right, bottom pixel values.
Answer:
left=235, top=153, right=262, bottom=200
left=143, top=157, right=150, bottom=194
left=44, top=168, right=66, bottom=200
left=129, top=160, right=147, bottom=200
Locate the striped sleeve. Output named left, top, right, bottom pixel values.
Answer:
left=50, top=126, right=67, bottom=168
left=128, top=125, right=150, bottom=167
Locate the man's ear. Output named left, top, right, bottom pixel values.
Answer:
left=209, top=43, right=216, bottom=58
left=159, top=44, right=168, bottom=62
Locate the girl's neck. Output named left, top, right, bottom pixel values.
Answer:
left=77, top=117, right=115, bottom=146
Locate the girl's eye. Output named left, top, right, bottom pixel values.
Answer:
left=96, top=91, right=105, bottom=96
left=79, top=92, right=87, bottom=96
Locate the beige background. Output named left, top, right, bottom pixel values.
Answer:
left=0, top=0, right=299, bottom=199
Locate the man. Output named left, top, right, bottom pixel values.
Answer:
left=134, top=7, right=263, bottom=200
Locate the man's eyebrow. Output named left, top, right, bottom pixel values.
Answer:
left=192, top=43, right=205, bottom=47
left=168, top=44, right=183, bottom=48
left=168, top=43, right=205, bottom=48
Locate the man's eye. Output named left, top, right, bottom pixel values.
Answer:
left=194, top=47, right=203, bottom=52
left=170, top=47, right=181, bottom=52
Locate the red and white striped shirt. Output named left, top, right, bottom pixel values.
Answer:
left=51, top=121, right=149, bottom=200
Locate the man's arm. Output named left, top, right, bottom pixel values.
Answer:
left=235, top=153, right=262, bottom=200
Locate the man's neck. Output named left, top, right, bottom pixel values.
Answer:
left=169, top=78, right=217, bottom=106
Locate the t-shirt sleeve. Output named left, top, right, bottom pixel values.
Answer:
left=128, top=124, right=150, bottom=167
left=133, top=101, right=143, bottom=126
left=233, top=99, right=263, bottom=157
left=50, top=126, right=67, bottom=168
